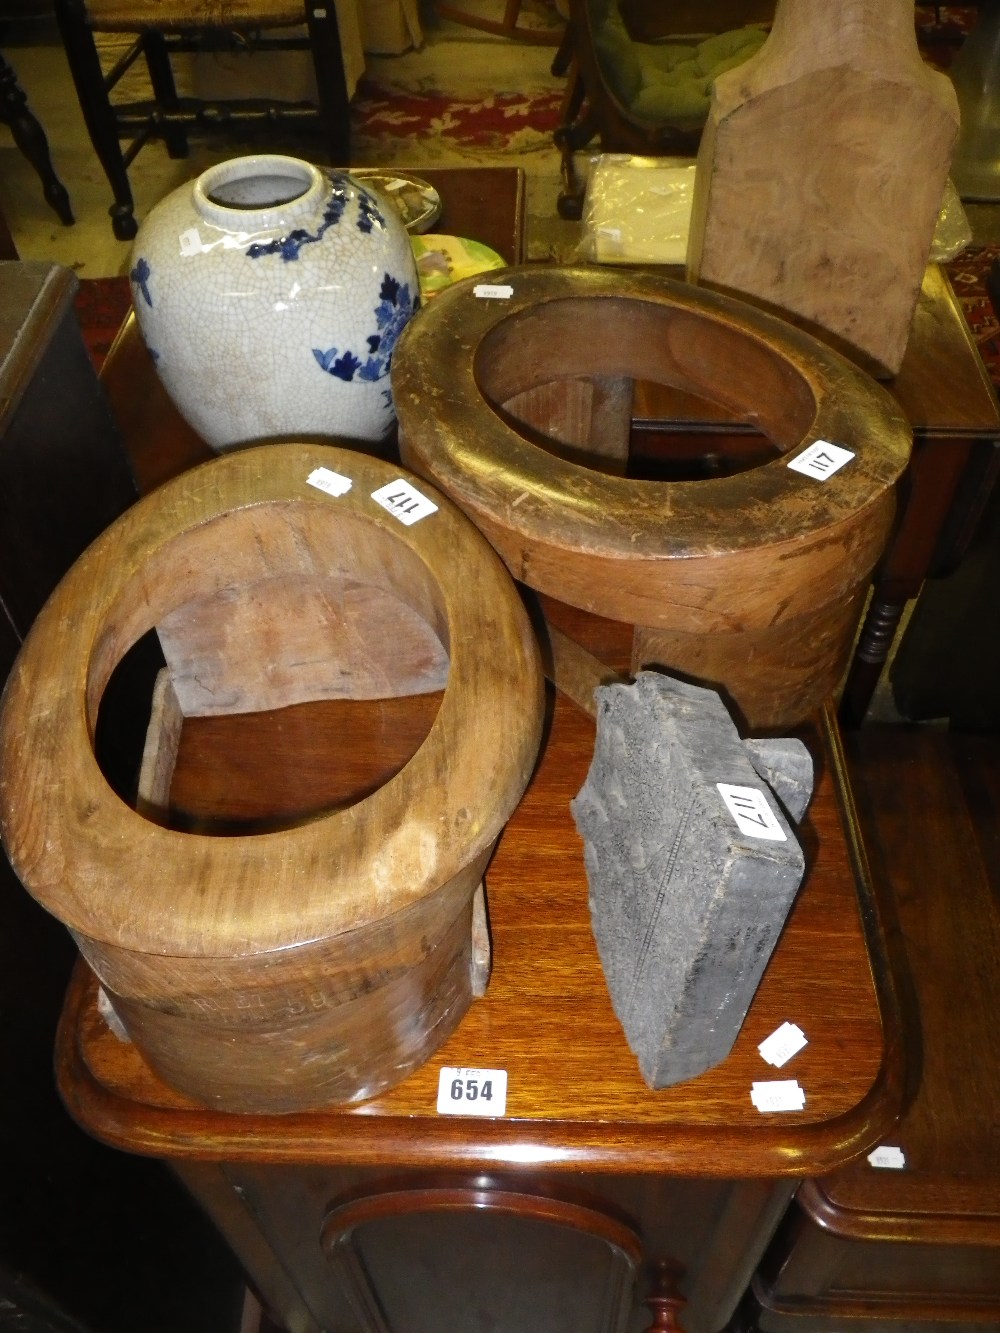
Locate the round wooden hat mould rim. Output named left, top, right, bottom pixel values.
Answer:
left=394, top=266, right=912, bottom=558
left=0, top=443, right=544, bottom=960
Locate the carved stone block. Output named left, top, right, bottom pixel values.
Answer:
left=571, top=672, right=813, bottom=1088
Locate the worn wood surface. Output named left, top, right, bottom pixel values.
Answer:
left=686, top=0, right=960, bottom=377
left=393, top=264, right=911, bottom=729
left=0, top=442, right=544, bottom=1112
left=52, top=598, right=910, bottom=1175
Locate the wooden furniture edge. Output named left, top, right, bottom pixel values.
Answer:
left=53, top=709, right=912, bottom=1179
left=751, top=1273, right=1000, bottom=1325
left=793, top=1174, right=1000, bottom=1249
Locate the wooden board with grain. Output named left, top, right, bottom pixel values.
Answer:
left=686, top=0, right=960, bottom=377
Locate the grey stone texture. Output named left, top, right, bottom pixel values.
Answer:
left=743, top=737, right=814, bottom=823
left=571, top=672, right=814, bottom=1089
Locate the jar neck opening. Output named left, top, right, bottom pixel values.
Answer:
left=193, top=156, right=327, bottom=231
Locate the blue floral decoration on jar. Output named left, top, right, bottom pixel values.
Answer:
left=312, top=274, right=417, bottom=384
left=130, top=256, right=153, bottom=307
left=246, top=172, right=386, bottom=262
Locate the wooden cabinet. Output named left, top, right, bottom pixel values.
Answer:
left=0, top=261, right=249, bottom=1333
left=745, top=727, right=1000, bottom=1333
left=0, top=262, right=135, bottom=638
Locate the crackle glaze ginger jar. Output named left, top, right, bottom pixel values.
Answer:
left=128, top=155, right=421, bottom=452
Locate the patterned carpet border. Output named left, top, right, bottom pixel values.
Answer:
left=350, top=80, right=564, bottom=162
left=942, top=245, right=1000, bottom=378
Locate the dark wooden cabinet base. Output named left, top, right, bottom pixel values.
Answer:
left=740, top=727, right=1000, bottom=1333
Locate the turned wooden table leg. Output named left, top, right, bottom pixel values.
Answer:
left=643, top=1260, right=687, bottom=1333
left=837, top=597, right=905, bottom=728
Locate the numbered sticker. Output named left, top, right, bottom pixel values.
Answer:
left=717, top=784, right=786, bottom=842
left=868, top=1145, right=906, bottom=1169
left=306, top=466, right=352, bottom=498
left=437, top=1066, right=508, bottom=1117
left=758, top=1021, right=807, bottom=1068
left=179, top=227, right=204, bottom=257
left=473, top=283, right=514, bottom=300
left=371, top=479, right=438, bottom=526
left=787, top=440, right=855, bottom=481
left=751, top=1080, right=806, bottom=1113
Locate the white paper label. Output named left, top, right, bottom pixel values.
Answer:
left=306, top=466, right=352, bottom=498
left=751, top=1080, right=806, bottom=1113
left=787, top=440, right=855, bottom=480
left=437, top=1066, right=508, bottom=1117
left=179, top=226, right=203, bottom=257
left=868, top=1145, right=906, bottom=1169
left=370, top=479, right=438, bottom=526
left=474, top=283, right=514, bottom=300
left=717, top=784, right=787, bottom=841
left=758, top=1021, right=808, bottom=1068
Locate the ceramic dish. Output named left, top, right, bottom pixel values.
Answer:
left=410, top=233, right=507, bottom=300
left=351, top=170, right=443, bottom=233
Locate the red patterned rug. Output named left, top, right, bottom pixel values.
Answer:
left=351, top=79, right=565, bottom=157
left=75, top=277, right=133, bottom=371
left=945, top=245, right=1000, bottom=381
left=915, top=3, right=977, bottom=66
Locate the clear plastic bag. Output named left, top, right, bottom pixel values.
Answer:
left=578, top=154, right=696, bottom=265
left=929, top=178, right=973, bottom=263
left=579, top=157, right=972, bottom=269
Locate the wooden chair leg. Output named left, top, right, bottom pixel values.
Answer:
left=55, top=0, right=139, bottom=239
left=554, top=92, right=595, bottom=219
left=305, top=0, right=351, bottom=164
left=141, top=30, right=188, bottom=158
left=551, top=18, right=575, bottom=76
left=0, top=53, right=74, bottom=224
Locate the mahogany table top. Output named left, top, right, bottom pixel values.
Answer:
left=56, top=598, right=909, bottom=1181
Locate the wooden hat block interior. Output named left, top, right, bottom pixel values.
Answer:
left=393, top=265, right=913, bottom=732
left=0, top=443, right=545, bottom=1114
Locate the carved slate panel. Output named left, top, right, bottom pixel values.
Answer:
left=571, top=672, right=813, bottom=1088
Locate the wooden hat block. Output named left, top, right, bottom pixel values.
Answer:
left=686, top=0, right=960, bottom=377
left=393, top=265, right=912, bottom=732
left=0, top=444, right=544, bottom=1113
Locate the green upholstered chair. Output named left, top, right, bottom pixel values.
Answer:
left=553, top=0, right=769, bottom=216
